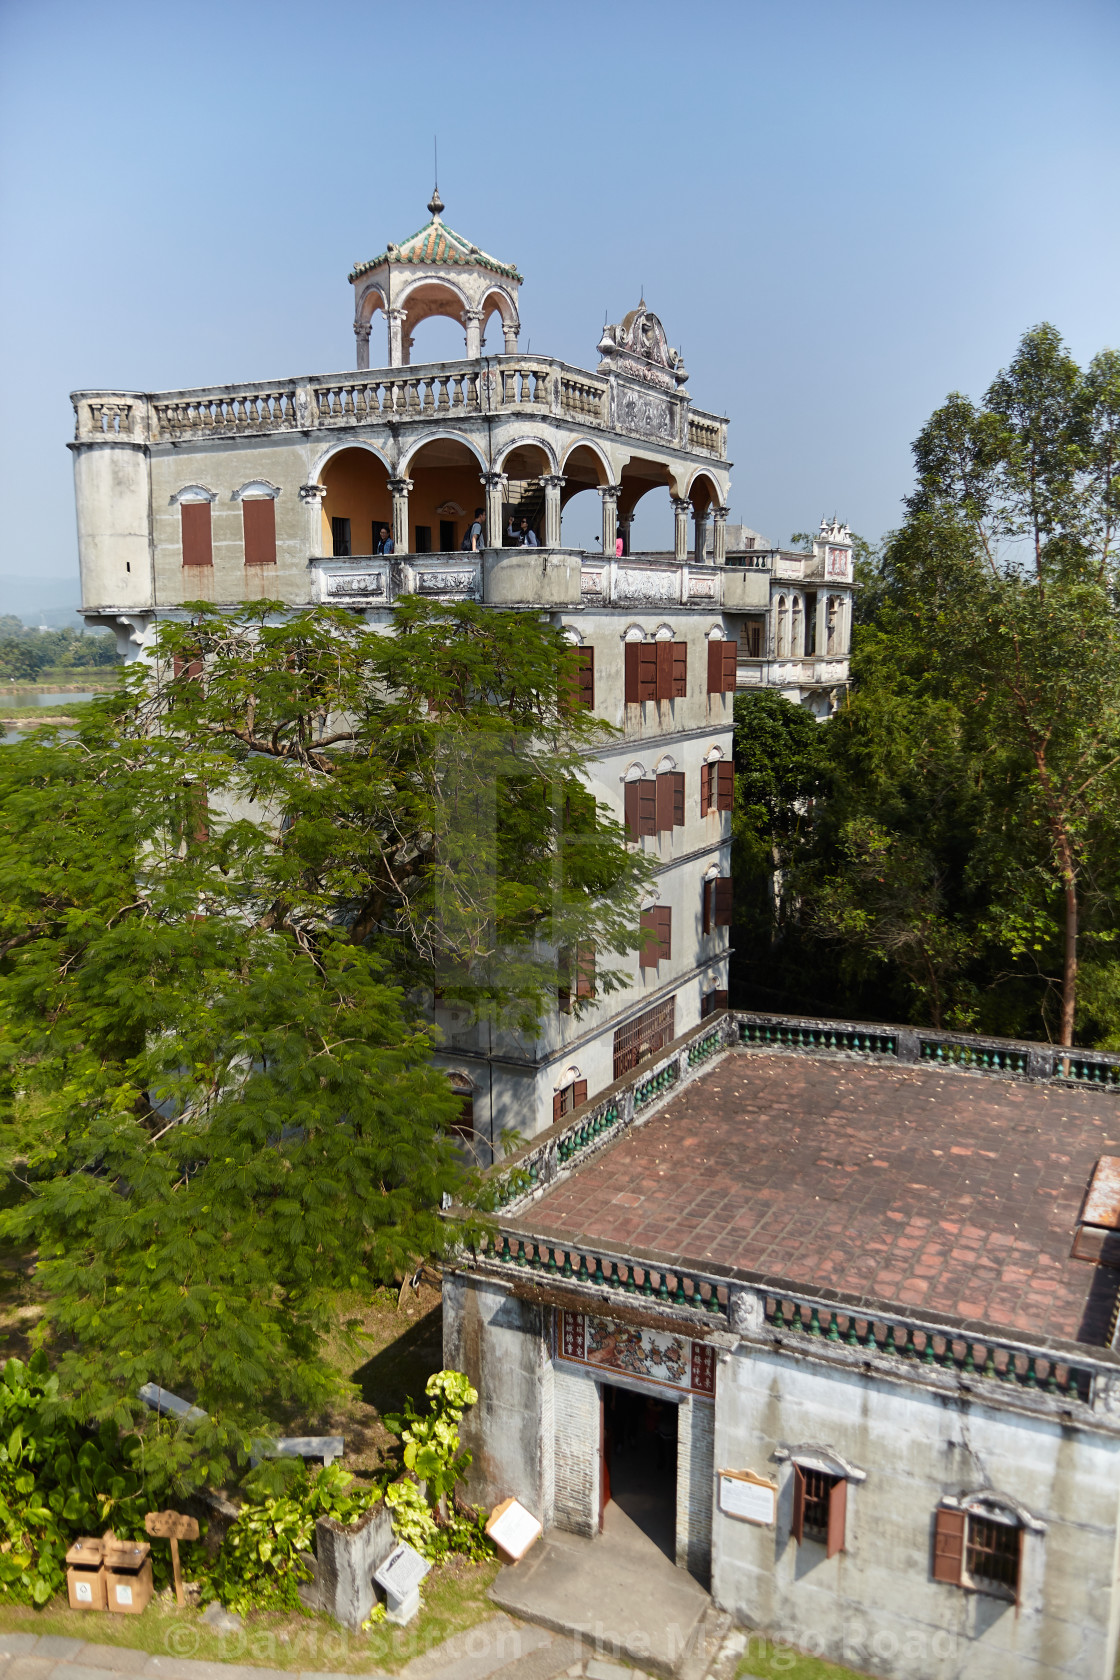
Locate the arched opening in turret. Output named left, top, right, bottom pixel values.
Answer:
left=320, top=447, right=391, bottom=556
left=559, top=444, right=609, bottom=551
left=404, top=437, right=487, bottom=553
left=688, top=472, right=721, bottom=564
left=399, top=280, right=471, bottom=366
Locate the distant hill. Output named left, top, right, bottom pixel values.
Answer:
left=0, top=574, right=82, bottom=628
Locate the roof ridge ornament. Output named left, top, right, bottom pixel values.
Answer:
left=427, top=184, right=444, bottom=221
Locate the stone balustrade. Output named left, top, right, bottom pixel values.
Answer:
left=72, top=357, right=728, bottom=460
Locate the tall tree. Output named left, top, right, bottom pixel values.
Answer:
left=0, top=599, right=647, bottom=1489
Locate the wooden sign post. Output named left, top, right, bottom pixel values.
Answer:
left=145, top=1511, right=199, bottom=1606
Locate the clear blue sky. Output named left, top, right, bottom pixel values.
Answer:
left=1, top=0, right=1117, bottom=607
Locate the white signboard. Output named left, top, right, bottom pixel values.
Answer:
left=486, top=1496, right=543, bottom=1562
left=374, top=1542, right=430, bottom=1600
left=719, top=1471, right=777, bottom=1526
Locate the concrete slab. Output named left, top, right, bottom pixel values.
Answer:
left=486, top=1637, right=573, bottom=1680
left=74, top=1648, right=150, bottom=1674
left=29, top=1647, right=85, bottom=1665
left=0, top=1642, right=40, bottom=1660
left=399, top=1613, right=552, bottom=1680
left=488, top=1505, right=709, bottom=1679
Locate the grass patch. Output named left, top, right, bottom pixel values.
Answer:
left=0, top=1556, right=500, bottom=1673
left=737, top=1639, right=874, bottom=1680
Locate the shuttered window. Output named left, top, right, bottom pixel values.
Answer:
left=791, top=1466, right=847, bottom=1556
left=740, top=616, right=765, bottom=659
left=577, top=648, right=594, bottom=709
left=552, top=1078, right=589, bottom=1122
left=655, top=772, right=686, bottom=833
left=707, top=639, right=738, bottom=693
left=703, top=877, right=733, bottom=933
left=933, top=1507, right=1022, bottom=1601
left=700, top=987, right=729, bottom=1019
left=243, top=497, right=276, bottom=566
left=640, top=906, right=671, bottom=969
left=172, top=651, right=203, bottom=680
left=932, top=1509, right=966, bottom=1585
left=700, top=761, right=734, bottom=816
left=558, top=943, right=596, bottom=1012
left=624, top=779, right=658, bottom=839
left=625, top=642, right=659, bottom=703
left=181, top=501, right=212, bottom=568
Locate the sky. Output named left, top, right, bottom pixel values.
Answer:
left=1, top=0, right=1117, bottom=611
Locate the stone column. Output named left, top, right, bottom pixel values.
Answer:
left=464, top=309, right=484, bottom=359
left=387, top=309, right=406, bottom=368
left=480, top=471, right=507, bottom=547
left=693, top=509, right=708, bottom=565
left=354, top=321, right=371, bottom=372
left=616, top=513, right=634, bottom=557
left=299, top=482, right=328, bottom=556
left=712, top=504, right=730, bottom=565
left=503, top=317, right=520, bottom=355
left=671, top=497, right=690, bottom=563
left=600, top=485, right=620, bottom=558
left=388, top=478, right=412, bottom=554
left=542, top=475, right=565, bottom=547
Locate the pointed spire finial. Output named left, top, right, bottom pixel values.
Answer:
left=428, top=184, right=444, bottom=219
left=428, top=137, right=443, bottom=219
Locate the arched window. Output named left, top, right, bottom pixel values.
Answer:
left=775, top=1446, right=867, bottom=1558
left=776, top=595, right=790, bottom=658
left=447, top=1072, right=475, bottom=1139
left=933, top=1491, right=1042, bottom=1603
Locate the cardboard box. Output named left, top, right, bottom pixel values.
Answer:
left=65, top=1537, right=106, bottom=1611
left=103, top=1538, right=153, bottom=1615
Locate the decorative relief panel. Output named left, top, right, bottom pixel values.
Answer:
left=687, top=573, right=717, bottom=598
left=411, top=568, right=480, bottom=597
left=324, top=572, right=385, bottom=599
left=617, top=388, right=674, bottom=440
left=580, top=567, right=606, bottom=597
left=826, top=546, right=852, bottom=581
left=615, top=567, right=679, bottom=604
left=557, top=1309, right=715, bottom=1395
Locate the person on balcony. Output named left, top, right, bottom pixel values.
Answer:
left=462, top=508, right=485, bottom=552
left=375, top=525, right=394, bottom=555
left=508, top=515, right=539, bottom=547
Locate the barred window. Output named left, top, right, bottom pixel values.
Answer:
left=613, top=996, right=676, bottom=1081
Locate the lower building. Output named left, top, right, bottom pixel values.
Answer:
left=445, top=1011, right=1120, bottom=1680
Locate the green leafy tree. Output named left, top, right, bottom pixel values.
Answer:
left=0, top=600, right=646, bottom=1491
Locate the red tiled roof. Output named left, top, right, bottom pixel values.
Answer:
left=349, top=218, right=522, bottom=284
left=521, top=1053, right=1120, bottom=1346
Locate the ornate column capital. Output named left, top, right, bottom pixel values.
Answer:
left=299, top=482, right=328, bottom=505
left=480, top=470, right=508, bottom=491
left=670, top=495, right=691, bottom=514
left=464, top=307, right=485, bottom=323
left=599, top=483, right=622, bottom=504
left=541, top=474, right=567, bottom=491
left=713, top=503, right=730, bottom=522
left=353, top=321, right=372, bottom=342
left=387, top=477, right=413, bottom=497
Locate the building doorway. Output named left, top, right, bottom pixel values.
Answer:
left=600, top=1383, right=678, bottom=1562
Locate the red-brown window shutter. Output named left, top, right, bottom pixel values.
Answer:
left=655, top=774, right=675, bottom=833
left=791, top=1465, right=806, bottom=1545
left=721, top=640, right=737, bottom=691
left=624, top=781, right=640, bottom=839
left=578, top=648, right=595, bottom=709
left=639, top=643, right=658, bottom=701
left=700, top=763, right=711, bottom=817
left=172, top=651, right=203, bottom=680
left=576, top=944, right=595, bottom=998
left=181, top=501, right=212, bottom=567
left=715, top=988, right=728, bottom=1010
left=638, top=779, right=657, bottom=836
left=625, top=643, right=641, bottom=704
left=717, top=762, right=734, bottom=811
left=827, top=1477, right=847, bottom=1558
left=671, top=771, right=685, bottom=826
left=714, top=877, right=733, bottom=926
left=243, top=497, right=276, bottom=565
left=702, top=879, right=714, bottom=935
left=639, top=908, right=659, bottom=969
left=553, top=1091, right=564, bottom=1122
left=655, top=641, right=674, bottom=700
left=573, top=1079, right=588, bottom=1108
left=656, top=905, right=672, bottom=960
left=672, top=642, right=687, bottom=698
left=932, top=1508, right=966, bottom=1584
left=707, top=640, right=723, bottom=695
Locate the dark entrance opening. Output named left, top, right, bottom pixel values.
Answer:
left=601, top=1383, right=678, bottom=1563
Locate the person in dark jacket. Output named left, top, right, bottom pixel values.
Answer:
left=375, top=525, right=394, bottom=554
left=507, top=515, right=539, bottom=547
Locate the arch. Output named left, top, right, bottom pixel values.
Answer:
left=396, top=273, right=472, bottom=321
left=400, top=431, right=488, bottom=477
left=356, top=281, right=388, bottom=328
left=622, top=624, right=646, bottom=643
left=480, top=285, right=519, bottom=332
left=312, top=436, right=394, bottom=482
left=170, top=484, right=217, bottom=505
left=653, top=622, right=675, bottom=641
left=232, top=479, right=281, bottom=501
left=560, top=440, right=612, bottom=488
left=495, top=437, right=557, bottom=476
left=653, top=753, right=677, bottom=773
left=447, top=1069, right=475, bottom=1093
left=319, top=446, right=392, bottom=557
left=776, top=594, right=790, bottom=658
left=623, top=761, right=649, bottom=782
left=685, top=468, right=722, bottom=508
left=553, top=1064, right=582, bottom=1091
left=706, top=624, right=726, bottom=640
left=404, top=435, right=489, bottom=554
left=704, top=743, right=725, bottom=763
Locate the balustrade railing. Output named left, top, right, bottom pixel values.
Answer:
left=687, top=414, right=722, bottom=454
left=481, top=1232, right=729, bottom=1318
left=559, top=374, right=607, bottom=422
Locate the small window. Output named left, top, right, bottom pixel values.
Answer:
left=792, top=1465, right=847, bottom=1556
left=331, top=516, right=351, bottom=557
left=700, top=761, right=734, bottom=816
left=439, top=520, right=457, bottom=552
left=625, top=641, right=659, bottom=703
left=447, top=1075, right=474, bottom=1139
left=552, top=1078, right=588, bottom=1122
left=414, top=525, right=432, bottom=553
left=655, top=771, right=685, bottom=833
left=740, top=617, right=765, bottom=659
left=243, top=498, right=276, bottom=566
left=577, top=647, right=594, bottom=710
left=181, top=502, right=213, bottom=568
left=624, top=778, right=657, bottom=839
left=640, top=906, right=671, bottom=969
left=700, top=987, right=728, bottom=1020
left=933, top=1504, right=1023, bottom=1602
left=613, top=996, right=676, bottom=1079
left=706, top=639, right=737, bottom=694
left=558, top=944, right=595, bottom=1012
left=702, top=877, right=733, bottom=933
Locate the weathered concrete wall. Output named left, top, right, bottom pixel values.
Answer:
left=553, top=1363, right=600, bottom=1536
left=442, top=1273, right=552, bottom=1520
left=676, top=1394, right=715, bottom=1584
left=72, top=442, right=152, bottom=610
left=483, top=548, right=581, bottom=605
left=711, top=1345, right=1120, bottom=1680
left=313, top=1502, right=395, bottom=1630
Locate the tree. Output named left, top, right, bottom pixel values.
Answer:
left=0, top=598, right=647, bottom=1490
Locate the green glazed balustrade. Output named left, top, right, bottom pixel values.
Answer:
left=634, top=1063, right=679, bottom=1109
left=766, top=1297, right=1091, bottom=1402
left=921, top=1041, right=1029, bottom=1074
left=741, top=1021, right=896, bottom=1056
left=489, top=1235, right=727, bottom=1316
left=556, top=1102, right=622, bottom=1163
left=1055, top=1058, right=1120, bottom=1087
left=687, top=1031, right=722, bottom=1067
